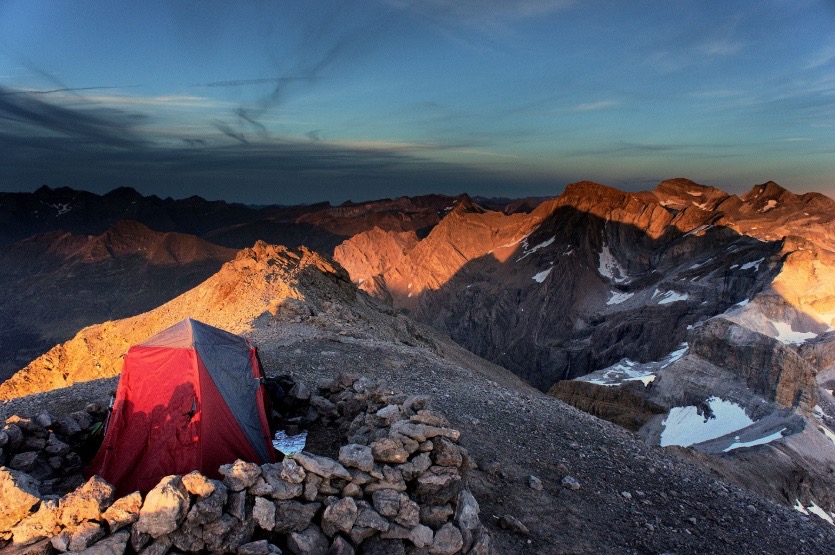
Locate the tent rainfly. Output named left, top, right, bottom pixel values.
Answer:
left=87, top=318, right=274, bottom=495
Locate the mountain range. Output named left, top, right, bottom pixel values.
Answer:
left=2, top=179, right=835, bottom=551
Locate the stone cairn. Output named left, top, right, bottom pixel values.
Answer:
left=0, top=373, right=492, bottom=555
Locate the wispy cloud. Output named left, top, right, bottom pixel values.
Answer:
left=806, top=42, right=835, bottom=69
left=699, top=38, right=743, bottom=56
left=573, top=100, right=620, bottom=112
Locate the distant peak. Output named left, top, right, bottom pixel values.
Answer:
left=741, top=181, right=792, bottom=203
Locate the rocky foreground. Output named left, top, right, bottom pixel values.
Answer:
left=1, top=375, right=490, bottom=555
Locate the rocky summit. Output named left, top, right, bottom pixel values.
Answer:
left=1, top=179, right=835, bottom=553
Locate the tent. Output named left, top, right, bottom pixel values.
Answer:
left=87, top=318, right=275, bottom=495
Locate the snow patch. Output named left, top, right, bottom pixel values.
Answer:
left=598, top=242, right=629, bottom=283
left=760, top=199, right=778, bottom=213
left=517, top=236, right=556, bottom=261
left=688, top=190, right=703, bottom=197
left=585, top=360, right=656, bottom=387
left=772, top=322, right=818, bottom=345
left=722, top=428, right=786, bottom=452
left=532, top=268, right=552, bottom=283
left=807, top=501, right=835, bottom=525
left=606, top=291, right=634, bottom=306
left=48, top=202, right=72, bottom=215
left=740, top=258, right=764, bottom=271
left=656, top=290, right=689, bottom=305
left=660, top=397, right=754, bottom=448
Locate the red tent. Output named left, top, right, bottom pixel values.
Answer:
left=87, top=318, right=274, bottom=495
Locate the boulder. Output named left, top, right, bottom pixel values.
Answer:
left=338, top=444, right=374, bottom=473
left=135, top=475, right=189, bottom=538
left=67, top=521, right=106, bottom=551
left=0, top=468, right=41, bottom=534
left=102, top=492, right=142, bottom=532
left=10, top=500, right=58, bottom=546
left=253, top=497, right=276, bottom=531
left=328, top=535, right=355, bottom=555
left=72, top=529, right=130, bottom=555
left=429, top=522, right=463, bottom=555
left=279, top=458, right=306, bottom=484
left=273, top=501, right=321, bottom=534
left=219, top=460, right=262, bottom=491
left=293, top=453, right=351, bottom=481
left=370, top=438, right=409, bottom=464
left=371, top=489, right=400, bottom=518
left=409, top=524, right=434, bottom=548
left=320, top=497, right=357, bottom=537
left=181, top=471, right=215, bottom=498
left=287, top=525, right=328, bottom=555
left=431, top=438, right=462, bottom=467
left=59, top=475, right=115, bottom=528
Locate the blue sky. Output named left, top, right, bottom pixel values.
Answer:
left=0, top=0, right=833, bottom=204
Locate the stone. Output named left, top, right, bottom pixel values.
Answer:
left=338, top=444, right=374, bottom=473
left=359, top=536, right=406, bottom=555
left=303, top=474, right=321, bottom=501
left=370, top=438, right=409, bottom=464
left=9, top=452, right=40, bottom=472
left=414, top=467, right=462, bottom=505
left=347, top=469, right=372, bottom=486
left=261, top=464, right=304, bottom=500
left=431, top=437, right=462, bottom=467
left=0, top=468, right=41, bottom=533
left=219, top=459, right=262, bottom=491
left=0, top=430, right=9, bottom=447
left=273, top=501, right=321, bottom=534
left=390, top=421, right=460, bottom=443
left=129, top=527, right=151, bottom=553
left=238, top=539, right=272, bottom=555
left=429, top=522, right=463, bottom=555
left=21, top=437, right=47, bottom=451
left=10, top=500, right=58, bottom=546
left=280, top=458, right=306, bottom=484
left=380, top=523, right=411, bottom=541
left=248, top=476, right=273, bottom=496
left=527, top=475, right=543, bottom=491
left=311, top=395, right=338, bottom=417
left=227, top=490, right=248, bottom=520
left=395, top=497, right=420, bottom=528
left=102, top=491, right=142, bottom=532
left=561, top=476, right=581, bottom=491
left=4, top=424, right=24, bottom=449
left=58, top=475, right=115, bottom=527
left=468, top=527, right=492, bottom=555
left=294, top=453, right=351, bottom=481
left=253, top=497, right=276, bottom=530
left=220, top=518, right=255, bottom=553
left=135, top=475, right=189, bottom=538
left=354, top=502, right=389, bottom=533
left=287, top=525, right=329, bottom=555
left=75, top=529, right=130, bottom=555
left=375, top=405, right=401, bottom=425
left=372, top=489, right=401, bottom=518
left=185, top=483, right=227, bottom=525
left=44, top=435, right=71, bottom=457
left=54, top=417, right=82, bottom=437
left=400, top=452, right=432, bottom=481
left=390, top=433, right=420, bottom=454
left=170, top=525, right=204, bottom=553
left=498, top=514, right=529, bottom=535
left=51, top=530, right=72, bottom=552
left=410, top=524, right=434, bottom=549
left=321, top=497, right=357, bottom=537
left=328, top=534, right=355, bottom=555
left=203, top=513, right=237, bottom=545
left=181, top=471, right=215, bottom=497
left=34, top=413, right=53, bottom=429
left=454, top=490, right=480, bottom=532
left=342, top=483, right=362, bottom=498
left=420, top=505, right=454, bottom=530
left=68, top=521, right=106, bottom=551
left=410, top=410, right=448, bottom=427
left=289, top=381, right=311, bottom=400
left=139, top=535, right=173, bottom=555
left=69, top=411, right=94, bottom=431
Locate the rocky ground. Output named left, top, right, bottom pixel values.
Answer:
left=4, top=315, right=835, bottom=554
